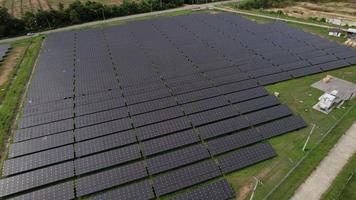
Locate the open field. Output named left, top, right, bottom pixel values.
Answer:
left=0, top=9, right=356, bottom=199
left=339, top=174, right=356, bottom=200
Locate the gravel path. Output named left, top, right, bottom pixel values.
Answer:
left=292, top=122, right=356, bottom=200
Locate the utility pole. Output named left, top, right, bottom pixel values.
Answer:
left=101, top=8, right=105, bottom=20
left=303, top=123, right=316, bottom=152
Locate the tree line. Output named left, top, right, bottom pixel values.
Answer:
left=237, top=0, right=292, bottom=9
left=0, top=0, right=188, bottom=39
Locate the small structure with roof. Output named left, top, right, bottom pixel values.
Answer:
left=346, top=28, right=356, bottom=38
left=328, top=29, right=342, bottom=37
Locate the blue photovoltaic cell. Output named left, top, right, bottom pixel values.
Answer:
left=170, top=180, right=235, bottom=200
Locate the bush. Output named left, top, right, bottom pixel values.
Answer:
left=0, top=7, right=26, bottom=38
left=237, top=0, right=290, bottom=10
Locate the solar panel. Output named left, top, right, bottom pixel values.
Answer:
left=76, top=161, right=147, bottom=197
left=182, top=96, right=229, bottom=115
left=257, top=72, right=292, bottom=85
left=23, top=99, right=72, bottom=116
left=14, top=119, right=73, bottom=142
left=87, top=180, right=154, bottom=200
left=189, top=105, right=238, bottom=127
left=132, top=106, right=184, bottom=127
left=146, top=144, right=210, bottom=175
left=290, top=66, right=322, bottom=78
left=258, top=115, right=307, bottom=139
left=135, top=117, right=191, bottom=141
left=3, top=145, right=74, bottom=176
left=207, top=128, right=263, bottom=156
left=74, top=118, right=132, bottom=141
left=9, top=181, right=74, bottom=200
left=218, top=79, right=258, bottom=94
left=75, top=130, right=137, bottom=157
left=19, top=108, right=73, bottom=129
left=198, top=115, right=251, bottom=140
left=153, top=160, right=221, bottom=196
left=234, top=95, right=279, bottom=114
left=141, top=129, right=200, bottom=156
left=75, top=144, right=141, bottom=175
left=0, top=161, right=74, bottom=198
left=9, top=131, right=74, bottom=158
left=0, top=44, right=10, bottom=62
left=171, top=180, right=235, bottom=200
left=225, top=87, right=268, bottom=104
left=176, top=87, right=221, bottom=104
left=75, top=107, right=128, bottom=128
left=128, top=96, right=177, bottom=115
left=218, top=143, right=276, bottom=174
left=244, top=105, right=292, bottom=125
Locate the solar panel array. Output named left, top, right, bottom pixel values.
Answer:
left=1, top=11, right=355, bottom=199
left=0, top=44, right=11, bottom=62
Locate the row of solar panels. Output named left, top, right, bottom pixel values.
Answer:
left=24, top=13, right=356, bottom=105
left=8, top=100, right=300, bottom=174
left=0, top=44, right=11, bottom=62
left=5, top=11, right=354, bottom=199
left=2, top=142, right=275, bottom=199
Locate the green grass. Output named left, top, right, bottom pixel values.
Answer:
left=322, top=151, right=356, bottom=200
left=0, top=36, right=43, bottom=155
left=339, top=175, right=356, bottom=200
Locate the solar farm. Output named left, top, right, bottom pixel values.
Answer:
left=1, top=12, right=356, bottom=199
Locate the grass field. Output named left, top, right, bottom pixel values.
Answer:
left=339, top=175, right=356, bottom=200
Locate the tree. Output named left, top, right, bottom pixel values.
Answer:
left=0, top=7, right=25, bottom=38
